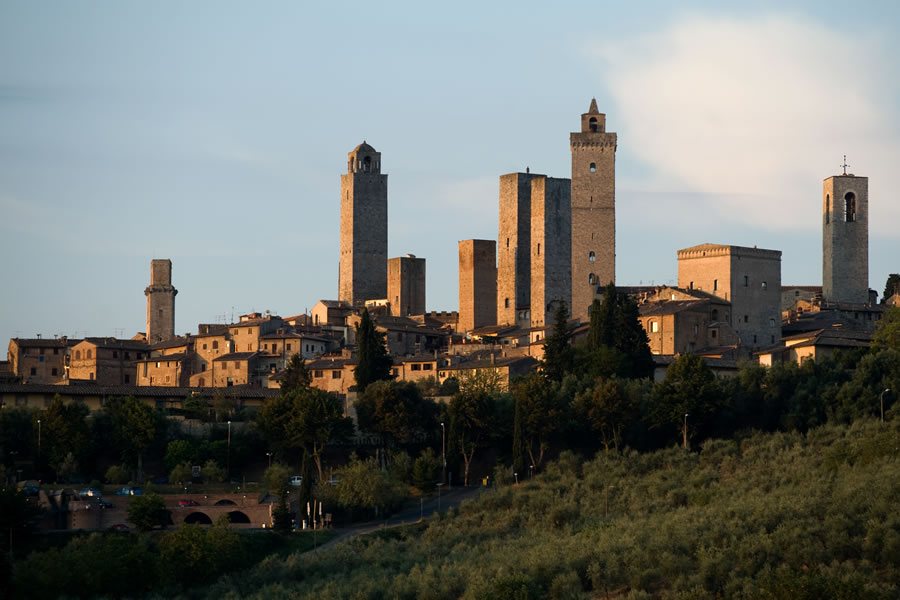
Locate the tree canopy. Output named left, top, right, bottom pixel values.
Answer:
left=354, top=308, right=393, bottom=391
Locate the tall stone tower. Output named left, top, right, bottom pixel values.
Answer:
left=530, top=176, right=572, bottom=329
left=570, top=98, right=616, bottom=323
left=497, top=171, right=540, bottom=326
left=388, top=254, right=426, bottom=317
left=339, top=142, right=388, bottom=306
left=458, top=239, right=497, bottom=332
left=823, top=172, right=869, bottom=304
left=145, top=258, right=177, bottom=344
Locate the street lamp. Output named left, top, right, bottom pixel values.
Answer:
left=227, top=420, right=232, bottom=481
left=440, top=421, right=446, bottom=485
left=37, top=419, right=41, bottom=462
left=514, top=472, right=518, bottom=485
left=266, top=451, right=273, bottom=469
left=881, top=389, right=891, bottom=423
left=682, top=413, right=689, bottom=450
left=529, top=464, right=534, bottom=479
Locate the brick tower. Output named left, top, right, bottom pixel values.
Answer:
left=497, top=171, right=541, bottom=326
left=823, top=169, right=869, bottom=304
left=388, top=254, right=426, bottom=316
left=458, top=239, right=497, bottom=332
left=339, top=142, right=388, bottom=306
left=570, top=99, right=616, bottom=322
left=145, top=258, right=177, bottom=343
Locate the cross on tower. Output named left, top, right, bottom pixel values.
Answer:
left=841, top=155, right=850, bottom=175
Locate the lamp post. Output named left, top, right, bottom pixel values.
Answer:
left=440, top=421, right=446, bottom=485
left=881, top=389, right=891, bottom=423
left=682, top=413, right=689, bottom=450
left=227, top=420, right=232, bottom=481
left=266, top=451, right=273, bottom=469
left=37, top=419, right=41, bottom=464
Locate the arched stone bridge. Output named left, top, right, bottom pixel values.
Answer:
left=166, top=493, right=272, bottom=528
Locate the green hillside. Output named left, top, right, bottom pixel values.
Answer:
left=195, top=419, right=900, bottom=599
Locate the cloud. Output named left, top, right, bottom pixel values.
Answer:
left=589, top=14, right=900, bottom=236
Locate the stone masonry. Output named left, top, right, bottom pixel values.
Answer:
left=458, top=239, right=497, bottom=332
left=823, top=174, right=869, bottom=304
left=339, top=142, right=388, bottom=306
left=677, top=244, right=782, bottom=349
left=570, top=99, right=616, bottom=323
left=530, top=176, right=572, bottom=329
left=497, top=171, right=541, bottom=326
left=388, top=254, right=426, bottom=317
left=145, top=259, right=177, bottom=344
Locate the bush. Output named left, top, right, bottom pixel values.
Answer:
left=169, top=462, right=192, bottom=485
left=127, top=493, right=168, bottom=532
left=105, top=464, right=130, bottom=485
left=202, top=459, right=226, bottom=484
left=412, top=448, right=441, bottom=492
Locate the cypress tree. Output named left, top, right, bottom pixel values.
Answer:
left=542, top=300, right=574, bottom=382
left=354, top=308, right=393, bottom=392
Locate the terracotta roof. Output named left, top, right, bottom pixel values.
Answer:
left=444, top=356, right=538, bottom=371
left=213, top=352, right=259, bottom=362
left=135, top=353, right=190, bottom=363
left=80, top=338, right=149, bottom=350
left=150, top=336, right=193, bottom=350
left=640, top=300, right=710, bottom=317
left=0, top=383, right=278, bottom=399
left=305, top=357, right=356, bottom=370
left=10, top=338, right=81, bottom=348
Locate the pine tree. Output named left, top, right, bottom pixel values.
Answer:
left=542, top=300, right=574, bottom=381
left=354, top=308, right=393, bottom=392
left=281, top=354, right=311, bottom=392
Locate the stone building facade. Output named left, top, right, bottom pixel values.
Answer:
left=677, top=244, right=782, bottom=349
left=339, top=142, right=388, bottom=306
left=530, top=176, right=572, bottom=329
left=570, top=99, right=616, bottom=322
left=387, top=254, right=426, bottom=317
left=497, top=172, right=540, bottom=326
left=6, top=337, right=77, bottom=384
left=458, top=239, right=497, bottom=333
left=823, top=173, right=869, bottom=304
left=145, top=259, right=177, bottom=344
left=68, top=338, right=148, bottom=385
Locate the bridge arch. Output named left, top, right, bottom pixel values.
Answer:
left=226, top=510, right=251, bottom=524
left=214, top=498, right=237, bottom=506
left=184, top=511, right=213, bottom=525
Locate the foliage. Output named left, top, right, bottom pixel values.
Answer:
left=330, top=455, right=406, bottom=517
left=202, top=459, right=226, bottom=483
left=354, top=308, right=393, bottom=391
left=159, top=518, right=244, bottom=588
left=873, top=306, right=900, bottom=353
left=104, top=396, right=158, bottom=481
left=356, top=380, right=438, bottom=447
left=127, top=492, right=168, bottom=532
left=448, top=390, right=496, bottom=485
left=169, top=462, right=192, bottom=485
left=186, top=420, right=900, bottom=599
left=38, top=396, right=90, bottom=477
left=457, top=367, right=506, bottom=396
left=0, top=486, right=41, bottom=556
left=542, top=300, right=574, bottom=382
left=411, top=448, right=441, bottom=492
left=883, top=273, right=900, bottom=302
left=511, top=373, right=565, bottom=469
left=573, top=377, right=641, bottom=451
left=0, top=407, right=35, bottom=469
left=650, top=354, right=721, bottom=446
left=263, top=463, right=292, bottom=497
left=281, top=353, right=311, bottom=392
left=56, top=452, right=79, bottom=483
left=582, top=283, right=654, bottom=379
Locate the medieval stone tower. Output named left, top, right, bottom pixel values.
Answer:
left=388, top=254, right=426, bottom=317
left=570, top=98, right=616, bottom=322
left=145, top=258, right=177, bottom=343
left=459, top=239, right=497, bottom=332
left=823, top=170, right=869, bottom=304
left=530, top=177, right=572, bottom=329
left=339, top=142, right=388, bottom=306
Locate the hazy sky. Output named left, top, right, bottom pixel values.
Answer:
left=2, top=1, right=899, bottom=343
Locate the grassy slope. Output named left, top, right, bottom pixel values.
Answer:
left=199, top=419, right=900, bottom=599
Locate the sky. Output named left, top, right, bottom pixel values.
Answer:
left=1, top=1, right=899, bottom=343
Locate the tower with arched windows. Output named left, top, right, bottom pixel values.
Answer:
left=339, top=142, right=388, bottom=306
left=570, top=98, right=617, bottom=322
left=822, top=172, right=868, bottom=304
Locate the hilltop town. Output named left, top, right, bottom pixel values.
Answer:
left=3, top=100, right=896, bottom=409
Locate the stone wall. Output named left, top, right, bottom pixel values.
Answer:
left=530, top=176, right=572, bottom=329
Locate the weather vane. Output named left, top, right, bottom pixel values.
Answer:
left=841, top=155, right=850, bottom=176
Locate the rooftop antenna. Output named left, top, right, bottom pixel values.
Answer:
left=841, top=155, right=850, bottom=176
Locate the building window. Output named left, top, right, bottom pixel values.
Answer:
left=588, top=251, right=596, bottom=263
left=113, top=351, right=118, bottom=358
left=423, top=363, right=433, bottom=371
left=504, top=298, right=510, bottom=309
left=29, top=367, right=36, bottom=376
left=744, top=315, right=749, bottom=323
left=589, top=162, right=597, bottom=173
left=51, top=368, right=58, bottom=376
left=826, top=194, right=831, bottom=224
left=124, top=374, right=130, bottom=383
left=761, top=281, right=767, bottom=290
left=314, top=370, right=324, bottom=378
left=753, top=334, right=758, bottom=344
left=89, top=372, right=94, bottom=380
left=744, top=275, right=749, bottom=287
left=769, top=318, right=776, bottom=327
left=199, top=377, right=205, bottom=386
left=165, top=375, right=170, bottom=383
left=711, top=309, right=719, bottom=321
left=588, top=273, right=597, bottom=285
left=536, top=243, right=541, bottom=256
left=589, top=116, right=598, bottom=132
left=75, top=350, right=81, bottom=360
left=53, top=348, right=59, bottom=355
left=286, top=343, right=292, bottom=351
left=331, top=370, right=341, bottom=379
left=711, top=329, right=718, bottom=339
left=693, top=324, right=699, bottom=335
left=650, top=321, right=659, bottom=333
left=771, top=335, right=775, bottom=344
left=212, top=340, right=219, bottom=349
left=713, top=279, right=718, bottom=291
left=86, top=349, right=92, bottom=359
left=234, top=361, right=240, bottom=369
left=412, top=364, right=421, bottom=371
left=39, top=348, right=45, bottom=355
left=845, top=192, right=856, bottom=222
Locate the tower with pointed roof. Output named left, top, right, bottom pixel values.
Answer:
left=570, top=99, right=617, bottom=322
left=339, top=142, right=388, bottom=306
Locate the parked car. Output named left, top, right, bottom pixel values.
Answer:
left=18, top=481, right=40, bottom=496
left=109, top=523, right=130, bottom=532
left=114, top=486, right=143, bottom=496
left=96, top=498, right=114, bottom=509
left=79, top=487, right=103, bottom=498
left=289, top=475, right=303, bottom=487
left=177, top=499, right=199, bottom=507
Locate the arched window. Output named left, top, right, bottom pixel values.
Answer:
left=588, top=273, right=597, bottom=285
left=504, top=298, right=510, bottom=309
left=588, top=251, right=596, bottom=263
left=86, top=349, right=92, bottom=359
left=711, top=309, right=719, bottom=322
left=75, top=350, right=81, bottom=360
left=844, top=192, right=856, bottom=222
left=589, top=117, right=598, bottom=132
left=825, top=194, right=830, bottom=224
left=362, top=156, right=371, bottom=172
left=589, top=162, right=597, bottom=173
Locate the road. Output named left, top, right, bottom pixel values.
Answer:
left=314, top=485, right=485, bottom=552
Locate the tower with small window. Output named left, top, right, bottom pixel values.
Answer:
left=822, top=171, right=869, bottom=304
left=570, top=98, right=617, bottom=322
left=145, top=258, right=177, bottom=343
left=339, top=142, right=388, bottom=305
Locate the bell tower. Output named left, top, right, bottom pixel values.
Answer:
left=339, top=141, right=388, bottom=306
left=145, top=258, right=177, bottom=343
left=570, top=98, right=617, bottom=322
left=823, top=160, right=868, bottom=304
